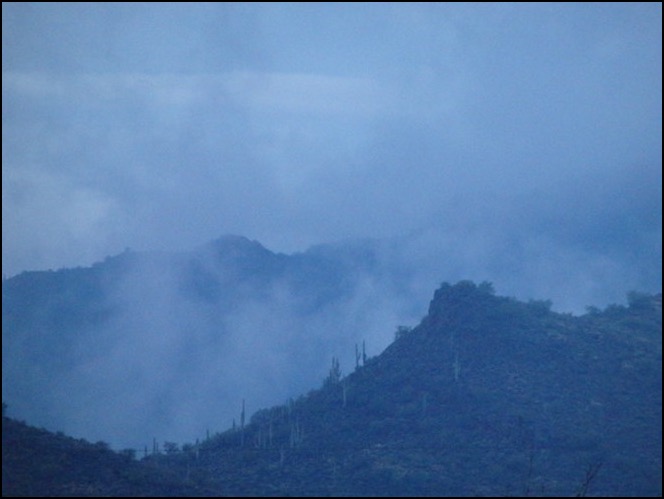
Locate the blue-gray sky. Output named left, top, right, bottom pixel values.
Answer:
left=2, top=3, right=662, bottom=305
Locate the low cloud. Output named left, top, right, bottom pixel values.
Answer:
left=20, top=246, right=419, bottom=449
left=2, top=2, right=661, bottom=449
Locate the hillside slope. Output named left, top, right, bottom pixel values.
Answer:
left=3, top=281, right=661, bottom=496
left=159, top=282, right=662, bottom=496
left=1, top=415, right=206, bottom=497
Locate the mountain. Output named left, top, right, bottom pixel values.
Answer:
left=1, top=235, right=427, bottom=449
left=4, top=234, right=659, bottom=451
left=3, top=281, right=661, bottom=496
left=1, top=413, right=208, bottom=497
left=160, top=281, right=661, bottom=496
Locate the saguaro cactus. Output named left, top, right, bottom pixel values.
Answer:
left=240, top=399, right=246, bottom=447
left=453, top=350, right=461, bottom=382
left=289, top=416, right=302, bottom=448
left=326, top=356, right=342, bottom=385
left=342, top=379, right=348, bottom=408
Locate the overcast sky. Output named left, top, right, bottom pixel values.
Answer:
left=2, top=3, right=662, bottom=301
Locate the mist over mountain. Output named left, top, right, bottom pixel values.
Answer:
left=2, top=235, right=427, bottom=450
left=3, top=233, right=662, bottom=455
left=3, top=5, right=661, bottom=495
left=3, top=5, right=661, bottom=298
left=3, top=280, right=661, bottom=496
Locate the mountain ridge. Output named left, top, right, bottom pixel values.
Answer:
left=2, top=235, right=426, bottom=449
left=192, top=282, right=661, bottom=496
left=3, top=280, right=660, bottom=496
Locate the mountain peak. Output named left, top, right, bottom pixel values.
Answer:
left=424, top=280, right=502, bottom=328
left=428, top=280, right=496, bottom=309
left=209, top=234, right=269, bottom=253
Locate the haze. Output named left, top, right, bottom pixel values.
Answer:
left=1, top=3, right=662, bottom=449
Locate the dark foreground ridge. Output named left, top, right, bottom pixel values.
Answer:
left=3, top=281, right=662, bottom=496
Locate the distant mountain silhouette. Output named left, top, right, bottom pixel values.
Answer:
left=1, top=235, right=425, bottom=449
left=3, top=281, right=661, bottom=496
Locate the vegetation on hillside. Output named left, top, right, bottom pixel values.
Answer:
left=2, top=281, right=661, bottom=496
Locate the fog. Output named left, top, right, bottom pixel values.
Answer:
left=2, top=3, right=662, bottom=449
left=4, top=239, right=430, bottom=449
